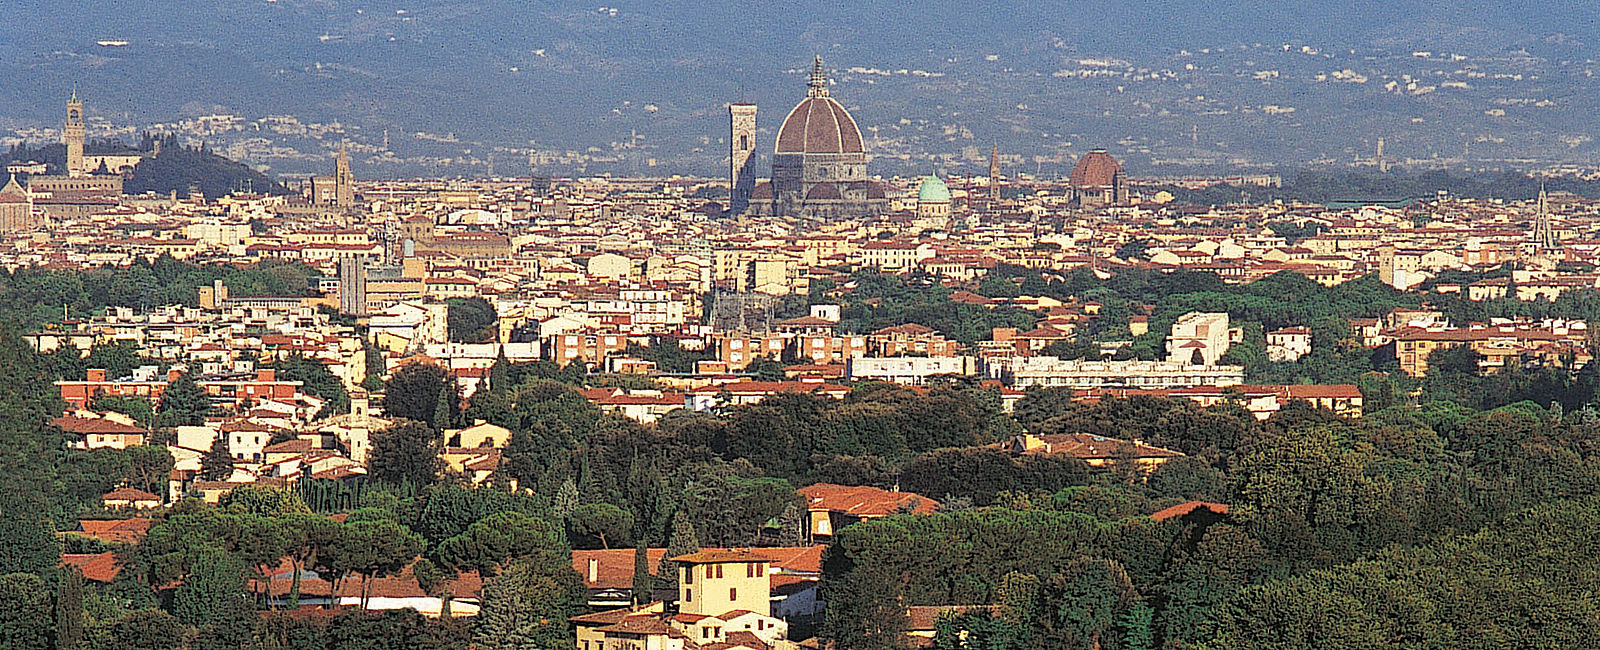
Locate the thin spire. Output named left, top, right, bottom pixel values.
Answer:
left=807, top=55, right=829, bottom=98
left=70, top=84, right=78, bottom=102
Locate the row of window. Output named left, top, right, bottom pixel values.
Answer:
left=683, top=562, right=765, bottom=585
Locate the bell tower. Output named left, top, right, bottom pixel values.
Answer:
left=64, top=89, right=86, bottom=177
left=334, top=140, right=355, bottom=207
left=729, top=103, right=757, bottom=214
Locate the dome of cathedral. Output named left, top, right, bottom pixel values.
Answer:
left=775, top=56, right=866, bottom=155
left=776, top=96, right=865, bottom=155
left=1069, top=149, right=1123, bottom=187
left=917, top=174, right=951, bottom=204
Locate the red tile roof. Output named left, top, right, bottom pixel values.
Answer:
left=52, top=415, right=147, bottom=435
left=102, top=487, right=162, bottom=503
left=73, top=518, right=151, bottom=544
left=1150, top=501, right=1229, bottom=521
left=798, top=483, right=936, bottom=517
left=61, top=552, right=123, bottom=583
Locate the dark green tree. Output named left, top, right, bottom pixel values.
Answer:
left=158, top=371, right=212, bottom=427
left=568, top=503, right=633, bottom=550
left=657, top=511, right=700, bottom=590
left=384, top=363, right=449, bottom=428
left=200, top=436, right=234, bottom=481
left=447, top=297, right=498, bottom=343
left=632, top=540, right=653, bottom=606
left=0, top=573, right=51, bottom=650
left=57, top=567, right=86, bottom=650
left=473, top=556, right=583, bottom=650
left=368, top=419, right=442, bottom=487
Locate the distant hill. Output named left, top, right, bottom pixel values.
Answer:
left=124, top=135, right=291, bottom=198
left=3, top=135, right=290, bottom=198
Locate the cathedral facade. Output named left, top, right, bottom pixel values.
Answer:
left=742, top=57, right=885, bottom=219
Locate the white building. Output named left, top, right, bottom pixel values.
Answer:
left=1266, top=326, right=1312, bottom=362
left=846, top=356, right=976, bottom=386
left=983, top=356, right=1245, bottom=390
left=1166, top=312, right=1241, bottom=366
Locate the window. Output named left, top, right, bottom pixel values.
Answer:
left=740, top=135, right=750, bottom=150
left=756, top=563, right=764, bottom=577
left=746, top=563, right=754, bottom=578
left=715, top=564, right=724, bottom=579
left=730, top=587, right=737, bottom=600
left=684, top=566, right=693, bottom=584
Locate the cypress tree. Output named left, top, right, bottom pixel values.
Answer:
left=200, top=436, right=234, bottom=481
left=632, top=540, right=653, bottom=606
left=657, top=511, right=701, bottom=591
left=56, top=568, right=84, bottom=650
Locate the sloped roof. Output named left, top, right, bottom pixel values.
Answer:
left=1150, top=501, right=1229, bottom=521
left=798, top=483, right=936, bottom=517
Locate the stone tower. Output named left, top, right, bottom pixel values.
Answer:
left=334, top=141, right=355, bottom=207
left=64, top=90, right=86, bottom=177
left=988, top=144, right=1000, bottom=204
left=729, top=103, right=757, bottom=214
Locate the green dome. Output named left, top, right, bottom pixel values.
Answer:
left=917, top=174, right=951, bottom=203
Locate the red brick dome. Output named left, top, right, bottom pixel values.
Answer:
left=1069, top=149, right=1122, bottom=187
left=776, top=96, right=865, bottom=155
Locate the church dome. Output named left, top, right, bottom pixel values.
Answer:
left=917, top=174, right=951, bottom=203
left=1069, top=149, right=1123, bottom=187
left=775, top=56, right=866, bottom=155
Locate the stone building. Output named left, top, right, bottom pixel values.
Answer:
left=0, top=175, right=34, bottom=233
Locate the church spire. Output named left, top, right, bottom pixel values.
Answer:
left=807, top=55, right=829, bottom=98
left=1533, top=180, right=1558, bottom=251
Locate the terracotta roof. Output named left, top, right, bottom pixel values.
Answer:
left=73, top=518, right=151, bottom=544
left=905, top=605, right=998, bottom=631
left=573, top=546, right=824, bottom=590
left=61, top=552, right=122, bottom=583
left=670, top=548, right=771, bottom=564
left=102, top=487, right=161, bottom=503
left=52, top=415, right=147, bottom=435
left=872, top=323, right=936, bottom=336
left=1150, top=501, right=1229, bottom=521
left=687, top=381, right=850, bottom=397
left=798, top=483, right=936, bottom=517
left=594, top=615, right=688, bottom=637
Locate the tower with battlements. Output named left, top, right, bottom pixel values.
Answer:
left=64, top=90, right=86, bottom=177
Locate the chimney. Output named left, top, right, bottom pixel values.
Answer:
left=586, top=557, right=598, bottom=584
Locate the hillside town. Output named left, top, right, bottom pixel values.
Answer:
left=7, top=81, right=1600, bottom=650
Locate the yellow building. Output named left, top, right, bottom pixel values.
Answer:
left=675, top=549, right=772, bottom=618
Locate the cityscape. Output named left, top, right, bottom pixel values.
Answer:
left=4, top=3, right=1600, bottom=650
